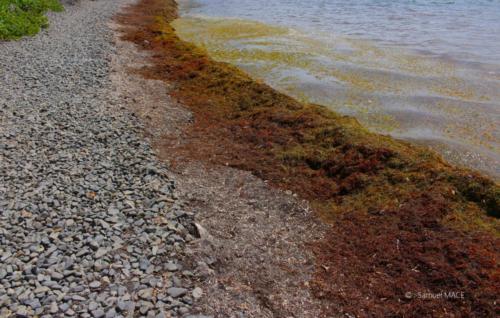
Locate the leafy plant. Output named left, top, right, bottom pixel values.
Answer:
left=0, top=0, right=63, bottom=40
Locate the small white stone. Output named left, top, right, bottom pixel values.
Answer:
left=192, top=287, right=203, bottom=299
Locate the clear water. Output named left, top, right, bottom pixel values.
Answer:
left=175, top=0, right=500, bottom=179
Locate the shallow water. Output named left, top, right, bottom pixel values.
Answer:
left=175, top=0, right=500, bottom=179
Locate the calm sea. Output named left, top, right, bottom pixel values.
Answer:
left=175, top=0, right=500, bottom=178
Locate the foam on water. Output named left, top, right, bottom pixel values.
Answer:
left=174, top=0, right=500, bottom=178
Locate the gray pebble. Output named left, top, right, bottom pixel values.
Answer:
left=192, top=287, right=203, bottom=299
left=138, top=288, right=154, bottom=300
left=50, top=302, right=59, bottom=314
left=0, top=0, right=201, bottom=316
left=92, top=309, right=105, bottom=318
left=164, top=263, right=178, bottom=271
left=167, top=287, right=188, bottom=298
left=89, top=281, right=101, bottom=289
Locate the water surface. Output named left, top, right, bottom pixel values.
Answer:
left=175, top=0, right=500, bottom=179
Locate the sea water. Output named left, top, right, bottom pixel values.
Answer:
left=174, top=0, right=500, bottom=179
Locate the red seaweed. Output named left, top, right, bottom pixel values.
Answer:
left=116, top=1, right=500, bottom=316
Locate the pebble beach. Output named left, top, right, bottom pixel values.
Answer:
left=0, top=1, right=204, bottom=316
left=1, top=0, right=498, bottom=317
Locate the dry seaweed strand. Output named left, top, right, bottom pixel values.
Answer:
left=116, top=0, right=499, bottom=316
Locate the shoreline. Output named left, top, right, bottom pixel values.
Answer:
left=111, top=3, right=328, bottom=316
left=172, top=9, right=500, bottom=181
left=116, top=0, right=499, bottom=316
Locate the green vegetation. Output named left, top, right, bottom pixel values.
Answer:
left=0, top=0, right=63, bottom=40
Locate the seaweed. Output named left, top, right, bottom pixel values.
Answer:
left=117, top=0, right=500, bottom=316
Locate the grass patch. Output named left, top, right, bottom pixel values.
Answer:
left=0, top=0, right=63, bottom=40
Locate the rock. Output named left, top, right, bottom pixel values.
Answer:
left=16, top=305, right=29, bottom=317
left=192, top=287, right=203, bottom=299
left=0, top=1, right=199, bottom=316
left=92, top=309, right=105, bottom=318
left=89, top=281, right=101, bottom=289
left=50, top=271, right=64, bottom=281
left=26, top=298, right=41, bottom=309
left=139, top=258, right=150, bottom=271
left=167, top=287, right=188, bottom=298
left=108, top=207, right=120, bottom=215
left=33, top=286, right=49, bottom=294
left=117, top=299, right=129, bottom=311
left=88, top=301, right=99, bottom=311
left=89, top=240, right=100, bottom=250
left=1, top=251, right=12, bottom=262
left=50, top=302, right=59, bottom=314
left=164, top=263, right=177, bottom=272
left=105, top=308, right=117, bottom=318
left=59, top=303, right=70, bottom=312
left=172, top=276, right=182, bottom=287
left=72, top=295, right=86, bottom=301
left=138, top=288, right=153, bottom=300
left=95, top=248, right=108, bottom=259
left=156, top=312, right=167, bottom=318
left=194, top=223, right=212, bottom=240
